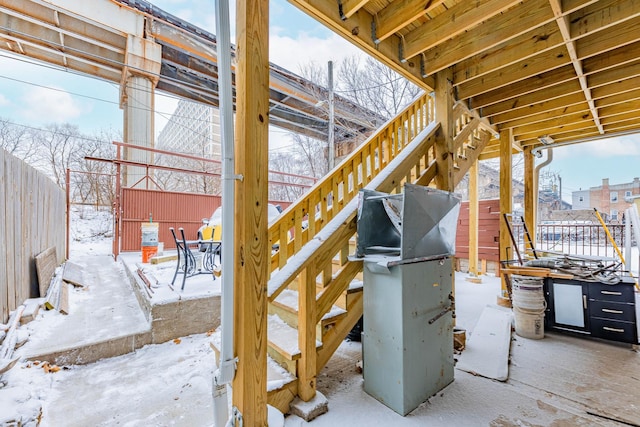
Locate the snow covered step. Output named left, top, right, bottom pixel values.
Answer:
left=270, top=289, right=347, bottom=337
left=334, top=280, right=363, bottom=311
left=267, top=313, right=323, bottom=375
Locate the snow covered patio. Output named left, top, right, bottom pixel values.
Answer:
left=3, top=246, right=640, bottom=426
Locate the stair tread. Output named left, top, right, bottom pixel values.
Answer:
left=348, top=280, right=363, bottom=292
left=209, top=331, right=296, bottom=391
left=273, top=289, right=348, bottom=322
left=268, top=313, right=322, bottom=360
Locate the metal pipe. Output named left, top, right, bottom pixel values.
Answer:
left=625, top=207, right=631, bottom=272
left=213, top=0, right=235, bottom=424
left=328, top=60, right=335, bottom=170
left=534, top=148, right=553, bottom=234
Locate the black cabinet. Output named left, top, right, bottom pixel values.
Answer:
left=544, top=276, right=638, bottom=344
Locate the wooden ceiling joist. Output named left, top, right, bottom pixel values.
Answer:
left=549, top=0, right=603, bottom=134
left=373, top=0, right=444, bottom=44
left=400, top=0, right=522, bottom=62
left=417, top=0, right=555, bottom=76
left=279, top=0, right=640, bottom=157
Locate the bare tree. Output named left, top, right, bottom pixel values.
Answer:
left=338, top=56, right=421, bottom=119
left=269, top=143, right=322, bottom=202
left=32, top=123, right=83, bottom=187
left=72, top=129, right=119, bottom=209
left=0, top=118, right=39, bottom=163
left=278, top=55, right=422, bottom=187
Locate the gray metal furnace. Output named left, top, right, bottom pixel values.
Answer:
left=357, top=184, right=460, bottom=416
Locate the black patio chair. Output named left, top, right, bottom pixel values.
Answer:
left=170, top=227, right=198, bottom=290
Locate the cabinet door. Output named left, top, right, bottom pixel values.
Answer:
left=547, top=280, right=589, bottom=331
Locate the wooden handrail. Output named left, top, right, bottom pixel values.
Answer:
left=268, top=92, right=434, bottom=273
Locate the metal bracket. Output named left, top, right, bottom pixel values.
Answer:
left=428, top=305, right=453, bottom=324
left=399, top=38, right=406, bottom=63
left=231, top=406, right=243, bottom=427
left=420, top=54, right=427, bottom=78
left=235, top=174, right=244, bottom=182
left=338, top=0, right=347, bottom=21
left=371, top=19, right=379, bottom=44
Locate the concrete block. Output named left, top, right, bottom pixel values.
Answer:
left=289, top=391, right=328, bottom=422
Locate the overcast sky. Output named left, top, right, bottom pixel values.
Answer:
left=1, top=0, right=640, bottom=202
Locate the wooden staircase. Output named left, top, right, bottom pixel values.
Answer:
left=216, top=92, right=497, bottom=413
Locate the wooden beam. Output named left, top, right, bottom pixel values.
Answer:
left=498, top=100, right=591, bottom=129
left=338, top=0, right=370, bottom=20
left=499, top=129, right=513, bottom=297
left=472, top=64, right=578, bottom=110
left=286, top=0, right=434, bottom=91
left=468, top=160, right=479, bottom=276
left=515, top=120, right=596, bottom=141
left=523, top=147, right=536, bottom=255
left=452, top=0, right=636, bottom=86
left=232, top=0, right=270, bottom=423
left=434, top=69, right=454, bottom=192
left=490, top=92, right=586, bottom=124
left=298, top=265, right=317, bottom=401
left=480, top=79, right=583, bottom=117
left=456, top=46, right=571, bottom=100
left=402, top=0, right=524, bottom=62
left=572, top=0, right=640, bottom=40
left=452, top=21, right=564, bottom=86
left=549, top=0, right=603, bottom=134
left=502, top=267, right=573, bottom=279
left=490, top=73, right=640, bottom=125
left=418, top=0, right=555, bottom=76
left=373, top=0, right=445, bottom=44
left=511, top=110, right=595, bottom=137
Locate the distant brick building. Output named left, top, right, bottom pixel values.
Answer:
left=572, top=178, right=640, bottom=221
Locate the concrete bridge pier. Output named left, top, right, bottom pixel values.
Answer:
left=120, top=34, right=162, bottom=189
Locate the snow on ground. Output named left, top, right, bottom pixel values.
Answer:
left=2, top=208, right=639, bottom=426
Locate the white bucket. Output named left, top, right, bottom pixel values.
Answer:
left=512, top=276, right=545, bottom=310
left=512, top=276, right=545, bottom=339
left=513, top=306, right=545, bottom=339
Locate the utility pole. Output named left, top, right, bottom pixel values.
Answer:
left=328, top=60, right=335, bottom=170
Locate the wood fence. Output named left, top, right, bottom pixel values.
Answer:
left=1, top=149, right=66, bottom=323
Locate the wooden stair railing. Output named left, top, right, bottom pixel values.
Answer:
left=264, top=91, right=497, bottom=408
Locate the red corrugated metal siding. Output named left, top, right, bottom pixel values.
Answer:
left=120, top=188, right=294, bottom=251
left=121, top=189, right=221, bottom=251
left=456, top=199, right=501, bottom=262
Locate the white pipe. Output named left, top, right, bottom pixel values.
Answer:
left=625, top=207, right=632, bottom=272
left=534, top=148, right=553, bottom=231
left=213, top=0, right=236, bottom=424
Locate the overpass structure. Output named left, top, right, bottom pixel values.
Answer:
left=0, top=0, right=381, bottom=182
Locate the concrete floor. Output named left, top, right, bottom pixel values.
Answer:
left=7, top=255, right=640, bottom=426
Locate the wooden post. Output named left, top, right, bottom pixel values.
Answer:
left=499, top=130, right=513, bottom=301
left=298, top=265, right=317, bottom=401
left=523, top=147, right=536, bottom=254
left=466, top=160, right=482, bottom=283
left=434, top=69, right=454, bottom=193
left=232, top=0, right=270, bottom=423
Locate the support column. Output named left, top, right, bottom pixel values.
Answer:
left=434, top=69, right=454, bottom=193
left=499, top=130, right=513, bottom=304
left=466, top=160, right=482, bottom=283
left=523, top=147, right=536, bottom=255
left=120, top=35, right=161, bottom=188
left=232, top=0, right=270, bottom=423
left=298, top=265, right=317, bottom=401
